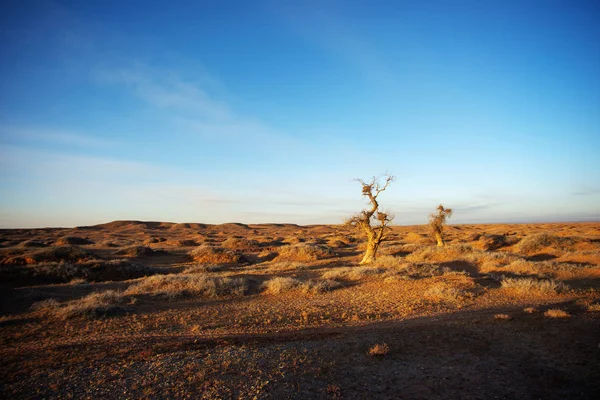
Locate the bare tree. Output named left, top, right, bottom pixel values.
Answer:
left=346, top=175, right=395, bottom=264
left=429, top=204, right=452, bottom=247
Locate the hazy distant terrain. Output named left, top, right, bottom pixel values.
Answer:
left=1, top=221, right=599, bottom=399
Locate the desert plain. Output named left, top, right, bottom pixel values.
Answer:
left=0, top=220, right=599, bottom=399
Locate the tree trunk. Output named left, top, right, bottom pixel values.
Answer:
left=435, top=232, right=445, bottom=247
left=359, top=239, right=379, bottom=264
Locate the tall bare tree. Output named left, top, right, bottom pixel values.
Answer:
left=429, top=204, right=453, bottom=247
left=346, top=175, right=395, bottom=264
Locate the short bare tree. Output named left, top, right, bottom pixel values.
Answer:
left=429, top=204, right=452, bottom=247
left=346, top=175, right=395, bottom=264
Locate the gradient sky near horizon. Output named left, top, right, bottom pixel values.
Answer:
left=1, top=0, right=599, bottom=228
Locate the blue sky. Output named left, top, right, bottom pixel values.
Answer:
left=1, top=0, right=599, bottom=228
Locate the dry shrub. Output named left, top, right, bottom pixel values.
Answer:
left=273, top=243, right=335, bottom=262
left=515, top=233, right=580, bottom=254
left=221, top=237, right=259, bottom=251
left=368, top=343, right=390, bottom=356
left=500, top=277, right=568, bottom=294
left=261, top=277, right=301, bottom=294
left=544, top=308, right=570, bottom=318
left=322, top=266, right=387, bottom=281
left=424, top=282, right=467, bottom=303
left=34, top=290, right=127, bottom=319
left=190, top=245, right=247, bottom=264
left=301, top=279, right=344, bottom=294
left=125, top=274, right=248, bottom=300
left=586, top=303, right=600, bottom=312
left=55, top=236, right=94, bottom=246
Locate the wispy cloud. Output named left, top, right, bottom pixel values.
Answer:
left=96, top=66, right=232, bottom=122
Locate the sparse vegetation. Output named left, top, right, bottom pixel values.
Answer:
left=544, top=308, right=570, bottom=318
left=500, top=276, right=568, bottom=294
left=1, top=221, right=598, bottom=399
left=262, top=277, right=302, bottom=294
left=125, top=274, right=249, bottom=300
left=368, top=343, right=390, bottom=356
left=33, top=290, right=127, bottom=319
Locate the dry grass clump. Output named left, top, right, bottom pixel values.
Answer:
left=586, top=303, right=600, bottom=312
left=31, top=298, right=60, bottom=311
left=125, top=274, right=248, bottom=300
left=515, top=233, right=580, bottom=254
left=261, top=261, right=309, bottom=273
left=523, top=307, right=538, bottom=314
left=322, top=266, right=387, bottom=281
left=301, top=279, right=344, bottom=294
left=494, top=258, right=599, bottom=280
left=33, top=290, right=127, bottom=319
left=221, top=237, right=259, bottom=251
left=500, top=276, right=568, bottom=294
left=273, top=243, right=335, bottom=262
left=371, top=256, right=449, bottom=279
left=190, top=245, right=248, bottom=264
left=368, top=343, right=390, bottom=356
left=261, top=277, right=301, bottom=294
left=405, top=244, right=474, bottom=263
left=494, top=313, right=512, bottom=320
left=424, top=282, right=468, bottom=303
left=370, top=255, right=406, bottom=269
left=543, top=308, right=570, bottom=318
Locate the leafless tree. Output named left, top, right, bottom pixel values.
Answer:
left=346, top=175, right=395, bottom=264
left=429, top=204, right=453, bottom=247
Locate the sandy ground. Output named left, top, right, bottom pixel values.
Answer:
left=1, top=221, right=599, bottom=399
